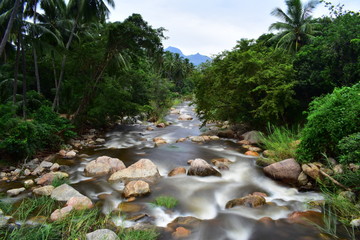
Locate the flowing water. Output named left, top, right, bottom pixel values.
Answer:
left=1, top=102, right=325, bottom=239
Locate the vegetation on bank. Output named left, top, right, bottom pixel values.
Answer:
left=152, top=195, right=178, bottom=209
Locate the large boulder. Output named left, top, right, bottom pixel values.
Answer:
left=37, top=172, right=69, bottom=185
left=51, top=184, right=84, bottom=201
left=263, top=158, right=301, bottom=185
left=108, top=159, right=161, bottom=183
left=187, top=159, right=221, bottom=177
left=86, top=229, right=119, bottom=240
left=225, top=195, right=266, bottom=209
left=84, top=156, right=125, bottom=177
left=33, top=185, right=55, bottom=196
left=123, top=180, right=150, bottom=198
left=66, top=196, right=93, bottom=210
left=241, top=131, right=261, bottom=144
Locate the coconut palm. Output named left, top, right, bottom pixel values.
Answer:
left=269, top=0, right=319, bottom=52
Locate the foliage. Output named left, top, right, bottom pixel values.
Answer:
left=337, top=132, right=360, bottom=165
left=13, top=196, right=57, bottom=221
left=296, top=84, right=360, bottom=163
left=152, top=195, right=178, bottom=209
left=51, top=176, right=70, bottom=187
left=259, top=124, right=301, bottom=162
left=119, top=228, right=159, bottom=240
left=194, top=39, right=297, bottom=127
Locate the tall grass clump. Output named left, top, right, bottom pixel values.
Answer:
left=13, top=196, right=57, bottom=221
left=51, top=177, right=70, bottom=188
left=120, top=228, right=159, bottom=240
left=259, top=124, right=301, bottom=162
left=152, top=195, right=178, bottom=209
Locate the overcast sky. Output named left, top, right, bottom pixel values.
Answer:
left=108, top=0, right=360, bottom=56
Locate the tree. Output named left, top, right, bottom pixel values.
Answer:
left=269, top=0, right=319, bottom=52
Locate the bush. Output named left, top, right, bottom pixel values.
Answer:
left=337, top=132, right=360, bottom=164
left=297, top=84, right=360, bottom=163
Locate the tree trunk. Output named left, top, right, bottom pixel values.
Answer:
left=0, top=0, right=21, bottom=57
left=52, top=16, right=79, bottom=111
left=21, top=33, right=27, bottom=119
left=13, top=35, right=21, bottom=105
left=33, top=3, right=41, bottom=93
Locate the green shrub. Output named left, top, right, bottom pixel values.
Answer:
left=152, top=196, right=178, bottom=209
left=259, top=124, right=301, bottom=162
left=297, top=84, right=360, bottom=163
left=337, top=132, right=360, bottom=164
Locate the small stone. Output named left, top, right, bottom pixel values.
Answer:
left=349, top=163, right=360, bottom=172
left=262, top=150, right=276, bottom=158
left=24, top=179, right=34, bottom=188
left=40, top=161, right=53, bottom=168
left=248, top=147, right=262, bottom=152
left=350, top=218, right=360, bottom=227
left=178, top=114, right=193, bottom=121
left=58, top=150, right=67, bottom=157
left=176, top=138, right=187, bottom=143
left=187, top=159, right=221, bottom=177
left=156, top=123, right=166, bottom=128
left=33, top=185, right=55, bottom=196
left=297, top=172, right=309, bottom=186
left=50, top=206, right=73, bottom=221
left=238, top=140, right=251, bottom=145
left=86, top=229, right=119, bottom=240
left=7, top=187, right=26, bottom=197
left=245, top=151, right=260, bottom=157
left=11, top=169, right=21, bottom=176
left=50, top=163, right=60, bottom=171
left=153, top=137, right=167, bottom=146
left=0, top=172, right=6, bottom=178
left=95, top=138, right=106, bottom=144
left=209, top=136, right=220, bottom=141
left=146, top=127, right=154, bottom=131
left=339, top=191, right=356, bottom=202
left=225, top=195, right=266, bottom=209
left=172, top=227, right=191, bottom=239
left=66, top=196, right=93, bottom=210
left=123, top=180, right=150, bottom=198
left=189, top=136, right=205, bottom=142
left=64, top=150, right=77, bottom=159
left=31, top=166, right=45, bottom=176
left=24, top=169, right=31, bottom=176
left=333, top=164, right=344, bottom=174
left=37, top=172, right=69, bottom=185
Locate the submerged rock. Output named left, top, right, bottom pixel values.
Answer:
left=167, top=216, right=202, bottom=231
left=153, top=137, right=167, bottom=146
left=245, top=151, right=260, bottom=157
left=7, top=187, right=25, bottom=197
left=86, top=229, right=119, bottom=240
left=263, top=158, right=301, bottom=185
left=84, top=156, right=125, bottom=177
left=172, top=227, right=191, bottom=239
left=168, top=167, right=187, bottom=177
left=109, top=159, right=161, bottom=183
left=225, top=195, right=266, bottom=209
left=178, top=114, right=193, bottom=121
left=123, top=180, right=150, bottom=198
left=187, top=159, right=221, bottom=177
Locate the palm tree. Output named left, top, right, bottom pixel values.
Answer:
left=269, top=0, right=319, bottom=52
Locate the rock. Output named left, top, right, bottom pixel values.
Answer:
left=23, top=169, right=31, bottom=176
left=225, top=195, right=266, bottom=209
left=78, top=154, right=90, bottom=158
left=176, top=138, right=187, bottom=143
left=156, top=123, right=166, bottom=128
left=350, top=218, right=360, bottom=227
left=51, top=184, right=84, bottom=201
left=170, top=109, right=180, bottom=115
left=26, top=216, right=47, bottom=226
left=33, top=185, right=55, bottom=196
left=187, top=159, right=221, bottom=177
left=50, top=163, right=60, bottom=171
left=302, top=163, right=321, bottom=180
left=217, top=163, right=229, bottom=170
left=24, top=179, right=34, bottom=188
left=31, top=166, right=45, bottom=176
left=217, top=129, right=235, bottom=138
left=95, top=138, right=106, bottom=144
left=11, top=169, right=21, bottom=176
left=118, top=202, right=144, bottom=213
left=86, top=229, right=119, bottom=240
left=66, top=196, right=93, bottom=210
left=172, top=227, right=191, bottom=239
left=187, top=160, right=193, bottom=165
left=7, top=187, right=26, bottom=197
left=288, top=211, right=324, bottom=226
left=84, top=156, right=126, bottom=177
left=189, top=136, right=205, bottom=142
left=109, top=159, right=161, bottom=183
left=0, top=172, right=6, bottom=178
left=209, top=135, right=220, bottom=141
left=153, top=137, right=167, bottom=146
left=178, top=114, right=193, bottom=121
left=245, top=151, right=260, bottom=157
left=146, top=126, right=154, bottom=131
left=333, top=164, right=344, bottom=174
left=241, top=131, right=261, bottom=144
left=297, top=172, right=309, bottom=186
left=238, top=140, right=251, bottom=145
left=263, top=158, right=301, bottom=185
left=50, top=206, right=73, bottom=221
left=64, top=150, right=77, bottom=159
left=40, top=161, right=53, bottom=168
left=58, top=149, right=67, bottom=157
left=168, top=167, right=187, bottom=177
left=211, top=158, right=232, bottom=167
left=339, top=191, right=356, bottom=202
left=167, top=216, right=202, bottom=231
left=349, top=163, right=360, bottom=172
left=123, top=180, right=150, bottom=198
left=37, top=172, right=69, bottom=185
left=256, top=158, right=276, bottom=167
left=252, top=192, right=268, bottom=197
left=327, top=157, right=337, bottom=166
left=248, top=147, right=262, bottom=152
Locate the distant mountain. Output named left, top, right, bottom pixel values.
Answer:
left=165, top=46, right=211, bottom=66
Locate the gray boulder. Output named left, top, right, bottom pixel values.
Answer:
left=86, top=229, right=119, bottom=240
left=84, top=156, right=125, bottom=177
left=263, top=158, right=301, bottom=185
left=51, top=184, right=84, bottom=201
left=187, top=159, right=221, bottom=177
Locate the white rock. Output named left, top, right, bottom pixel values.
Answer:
left=86, top=229, right=119, bottom=240
left=51, top=184, right=84, bottom=201
left=7, top=187, right=26, bottom=197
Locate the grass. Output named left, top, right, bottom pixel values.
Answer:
left=152, top=196, right=178, bottom=209
left=120, top=228, right=159, bottom=240
left=51, top=177, right=70, bottom=188
left=259, top=124, right=301, bottom=162
left=13, top=196, right=58, bottom=221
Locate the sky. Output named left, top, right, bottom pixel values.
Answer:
left=108, top=0, right=360, bottom=57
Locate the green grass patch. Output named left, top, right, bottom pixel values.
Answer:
left=259, top=124, right=301, bottom=162
left=0, top=200, right=13, bottom=215
left=13, top=196, right=57, bottom=221
left=152, top=196, right=178, bottom=209
left=51, top=177, right=70, bottom=188
left=120, top=228, right=159, bottom=240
